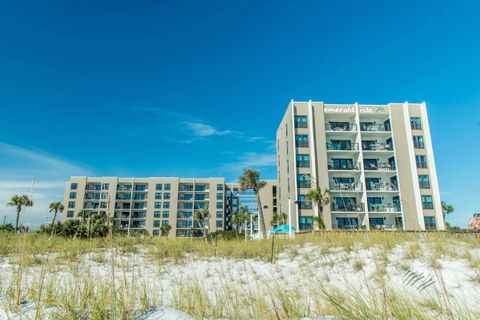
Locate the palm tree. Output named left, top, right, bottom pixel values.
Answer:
left=239, top=169, right=267, bottom=238
left=194, top=207, right=210, bottom=240
left=160, top=223, right=172, bottom=237
left=7, top=194, right=33, bottom=233
left=76, top=209, right=89, bottom=238
left=306, top=187, right=330, bottom=230
left=271, top=212, right=287, bottom=227
left=233, top=205, right=250, bottom=233
left=48, top=201, right=64, bottom=238
left=441, top=201, right=454, bottom=224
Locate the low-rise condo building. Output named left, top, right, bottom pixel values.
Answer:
left=62, top=177, right=278, bottom=237
left=276, top=101, right=444, bottom=231
left=62, top=177, right=226, bottom=237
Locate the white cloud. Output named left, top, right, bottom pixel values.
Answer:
left=0, top=141, right=91, bottom=229
left=220, top=152, right=277, bottom=172
left=182, top=121, right=237, bottom=137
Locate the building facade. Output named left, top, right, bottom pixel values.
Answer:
left=62, top=177, right=278, bottom=237
left=224, top=180, right=278, bottom=232
left=62, top=177, right=227, bottom=237
left=276, top=101, right=444, bottom=231
left=62, top=100, right=444, bottom=235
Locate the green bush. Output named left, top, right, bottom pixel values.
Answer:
left=0, top=223, right=15, bottom=233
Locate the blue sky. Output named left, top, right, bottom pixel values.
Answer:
left=0, top=0, right=479, bottom=228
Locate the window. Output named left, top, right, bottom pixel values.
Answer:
left=416, top=155, right=428, bottom=168
left=410, top=117, right=422, bottom=130
left=163, top=202, right=170, bottom=209
left=164, top=192, right=171, bottom=199
left=296, top=154, right=310, bottom=167
left=154, top=211, right=161, bottom=218
left=370, top=217, right=385, bottom=226
left=164, top=184, right=171, bottom=191
left=156, top=183, right=163, bottom=190
left=100, top=202, right=107, bottom=208
left=413, top=136, right=424, bottom=149
left=162, top=220, right=169, bottom=225
left=298, top=195, right=312, bottom=209
left=134, top=184, right=147, bottom=191
left=155, top=193, right=162, bottom=199
left=153, top=230, right=160, bottom=236
left=295, top=134, right=308, bottom=147
left=418, top=175, right=430, bottom=189
left=421, top=195, right=434, bottom=209
left=68, top=201, right=75, bottom=208
left=331, top=140, right=352, bottom=150
left=101, top=183, right=109, bottom=190
left=101, top=192, right=108, bottom=199
left=329, top=122, right=351, bottom=131
left=69, top=192, right=77, bottom=199
left=332, top=158, right=354, bottom=170
left=363, top=159, right=378, bottom=170
left=424, top=216, right=436, bottom=230
left=299, top=216, right=313, bottom=231
left=216, top=220, right=223, bottom=228
left=216, top=193, right=223, bottom=199
left=294, top=115, right=308, bottom=128
left=67, top=211, right=74, bottom=218
left=216, top=211, right=223, bottom=218
left=216, top=202, right=223, bottom=209
left=162, top=211, right=169, bottom=218
left=297, top=174, right=311, bottom=188
left=71, top=183, right=78, bottom=190
left=154, top=202, right=162, bottom=208
left=217, top=184, right=224, bottom=191
left=153, top=220, right=161, bottom=228
left=336, top=217, right=359, bottom=229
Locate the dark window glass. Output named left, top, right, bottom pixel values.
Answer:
left=294, top=115, right=308, bottom=128
left=416, top=155, right=428, bottom=168
left=421, top=195, right=433, bottom=209
left=413, top=136, right=425, bottom=149
left=418, top=175, right=430, bottom=189
left=410, top=117, right=422, bottom=130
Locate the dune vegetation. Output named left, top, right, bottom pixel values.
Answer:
left=0, top=231, right=479, bottom=319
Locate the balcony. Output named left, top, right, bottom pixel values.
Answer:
left=325, top=123, right=357, bottom=132
left=364, top=162, right=395, bottom=171
left=367, top=182, right=398, bottom=191
left=329, top=182, right=363, bottom=191
left=327, top=143, right=359, bottom=151
left=368, top=203, right=401, bottom=212
left=328, top=162, right=361, bottom=171
left=360, top=123, right=391, bottom=132
left=331, top=203, right=364, bottom=212
left=362, top=142, right=393, bottom=151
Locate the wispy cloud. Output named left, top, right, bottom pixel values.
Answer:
left=182, top=121, right=238, bottom=137
left=118, top=106, right=269, bottom=144
left=0, top=141, right=91, bottom=229
left=220, top=152, right=277, bottom=173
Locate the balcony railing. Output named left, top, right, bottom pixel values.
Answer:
left=329, top=182, right=363, bottom=191
left=328, top=163, right=361, bottom=170
left=325, top=123, right=357, bottom=132
left=362, top=143, right=393, bottom=151
left=364, top=162, right=395, bottom=171
left=326, top=143, right=359, bottom=151
left=368, top=203, right=401, bottom=212
left=367, top=182, right=398, bottom=191
left=360, top=123, right=391, bottom=132
left=331, top=203, right=364, bottom=212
